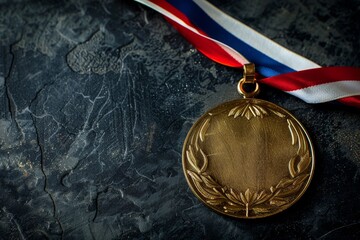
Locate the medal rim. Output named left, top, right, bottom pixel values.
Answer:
left=182, top=98, right=315, bottom=219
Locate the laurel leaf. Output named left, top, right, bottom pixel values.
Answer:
left=270, top=198, right=288, bottom=207
left=199, top=118, right=210, bottom=142
left=293, top=174, right=310, bottom=186
left=187, top=170, right=202, bottom=183
left=269, top=109, right=285, bottom=118
left=234, top=109, right=242, bottom=118
left=240, top=192, right=246, bottom=204
left=225, top=193, right=243, bottom=205
left=253, top=207, right=271, bottom=214
left=228, top=106, right=239, bottom=116
left=250, top=192, right=258, bottom=204
left=276, top=177, right=294, bottom=189
left=241, top=104, right=251, bottom=119
left=223, top=204, right=243, bottom=213
left=255, top=191, right=266, bottom=202
left=288, top=155, right=298, bottom=178
left=297, top=152, right=311, bottom=174
left=186, top=146, right=200, bottom=173
left=254, top=190, right=271, bottom=205
left=200, top=175, right=218, bottom=188
left=224, top=188, right=243, bottom=205
left=195, top=135, right=200, bottom=151
left=252, top=105, right=261, bottom=117
left=230, top=188, right=239, bottom=200
left=287, top=119, right=298, bottom=146
left=254, top=192, right=272, bottom=205
left=193, top=180, right=216, bottom=199
left=189, top=134, right=196, bottom=146
left=256, top=104, right=268, bottom=115
left=256, top=190, right=265, bottom=201
left=241, top=104, right=249, bottom=116
left=245, top=110, right=252, bottom=120
left=245, top=189, right=251, bottom=203
left=248, top=106, right=257, bottom=118
left=226, top=201, right=237, bottom=206
left=297, top=126, right=308, bottom=154
left=253, top=105, right=266, bottom=118
left=211, top=187, right=225, bottom=197
left=206, top=199, right=224, bottom=206
left=199, top=148, right=208, bottom=173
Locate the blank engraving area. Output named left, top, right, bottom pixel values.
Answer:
left=204, top=113, right=297, bottom=191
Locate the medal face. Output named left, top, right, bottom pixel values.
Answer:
left=182, top=98, right=315, bottom=218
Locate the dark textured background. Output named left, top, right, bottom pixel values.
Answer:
left=0, top=0, right=360, bottom=239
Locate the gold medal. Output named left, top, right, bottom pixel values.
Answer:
left=182, top=64, right=315, bottom=218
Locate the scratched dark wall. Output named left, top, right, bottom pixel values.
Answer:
left=0, top=0, right=359, bottom=239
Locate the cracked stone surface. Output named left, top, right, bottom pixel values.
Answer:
left=0, top=0, right=359, bottom=239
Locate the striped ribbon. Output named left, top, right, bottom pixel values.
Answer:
left=135, top=0, right=360, bottom=107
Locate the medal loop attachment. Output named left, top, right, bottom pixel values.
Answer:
left=237, top=63, right=260, bottom=98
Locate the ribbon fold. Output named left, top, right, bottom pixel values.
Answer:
left=135, top=0, right=360, bottom=107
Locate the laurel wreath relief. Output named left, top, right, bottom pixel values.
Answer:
left=186, top=102, right=311, bottom=217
